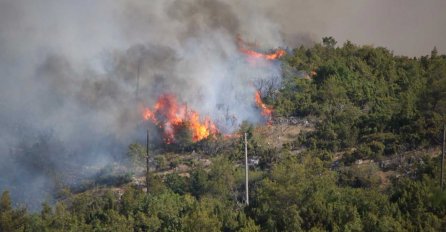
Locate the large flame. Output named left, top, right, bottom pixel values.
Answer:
left=143, top=94, right=218, bottom=143
left=255, top=91, right=272, bottom=122
left=237, top=36, right=286, bottom=60
left=142, top=36, right=281, bottom=144
left=240, top=47, right=286, bottom=60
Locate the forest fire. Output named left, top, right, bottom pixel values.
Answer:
left=142, top=37, right=280, bottom=144
left=143, top=94, right=218, bottom=143
left=255, top=91, right=273, bottom=121
left=237, top=35, right=286, bottom=60
left=143, top=91, right=273, bottom=143
left=240, top=47, right=286, bottom=60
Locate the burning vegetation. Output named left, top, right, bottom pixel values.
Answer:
left=237, top=35, right=286, bottom=61
left=143, top=94, right=219, bottom=143
left=239, top=47, right=286, bottom=60
left=254, top=91, right=273, bottom=121
left=142, top=91, right=273, bottom=143
left=141, top=36, right=282, bottom=144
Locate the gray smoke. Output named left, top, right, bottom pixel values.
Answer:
left=0, top=0, right=283, bottom=209
left=0, top=0, right=444, bottom=209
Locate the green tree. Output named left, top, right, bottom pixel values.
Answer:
left=127, top=143, right=146, bottom=168
left=0, top=191, right=27, bottom=232
left=182, top=197, right=222, bottom=232
left=189, top=168, right=208, bottom=199
left=165, top=173, right=189, bottom=195
left=322, top=36, right=337, bottom=48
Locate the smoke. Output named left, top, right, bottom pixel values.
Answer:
left=0, top=0, right=283, bottom=209
left=259, top=0, right=446, bottom=56
left=0, top=0, right=444, bottom=209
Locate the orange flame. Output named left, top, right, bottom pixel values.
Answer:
left=143, top=108, right=157, bottom=123
left=143, top=94, right=218, bottom=143
left=237, top=35, right=286, bottom=60
left=240, top=48, right=286, bottom=60
left=255, top=91, right=272, bottom=122
left=310, top=70, right=317, bottom=77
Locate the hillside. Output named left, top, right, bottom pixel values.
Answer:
left=1, top=38, right=446, bottom=231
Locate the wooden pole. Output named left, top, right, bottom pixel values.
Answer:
left=245, top=133, right=249, bottom=206
left=146, top=129, right=150, bottom=193
left=441, top=124, right=445, bottom=191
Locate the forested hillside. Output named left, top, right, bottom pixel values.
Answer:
left=1, top=38, right=446, bottom=231
left=274, top=37, right=446, bottom=154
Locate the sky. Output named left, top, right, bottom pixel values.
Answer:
left=264, top=0, right=446, bottom=56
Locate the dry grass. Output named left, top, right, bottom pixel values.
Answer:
left=255, top=123, right=314, bottom=149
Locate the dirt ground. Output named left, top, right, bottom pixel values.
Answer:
left=255, top=123, right=314, bottom=149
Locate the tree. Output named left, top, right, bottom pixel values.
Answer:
left=0, top=191, right=27, bottom=232
left=165, top=173, right=189, bottom=195
left=322, top=36, right=337, bottom=48
left=173, top=121, right=193, bottom=151
left=190, top=168, right=208, bottom=199
left=0, top=191, right=13, bottom=232
left=0, top=191, right=12, bottom=213
left=183, top=207, right=221, bottom=231
left=127, top=143, right=146, bottom=168
left=431, top=46, right=438, bottom=59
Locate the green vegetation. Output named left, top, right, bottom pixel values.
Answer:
left=2, top=152, right=445, bottom=231
left=274, top=38, right=446, bottom=157
left=2, top=38, right=446, bottom=231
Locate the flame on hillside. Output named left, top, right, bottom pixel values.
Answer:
left=240, top=48, right=286, bottom=60
left=143, top=94, right=218, bottom=143
left=237, top=35, right=286, bottom=60
left=255, top=91, right=272, bottom=123
left=142, top=36, right=279, bottom=144
left=142, top=91, right=273, bottom=143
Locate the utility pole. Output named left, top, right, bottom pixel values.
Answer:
left=244, top=133, right=249, bottom=206
left=146, top=128, right=150, bottom=193
left=441, top=124, right=445, bottom=191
